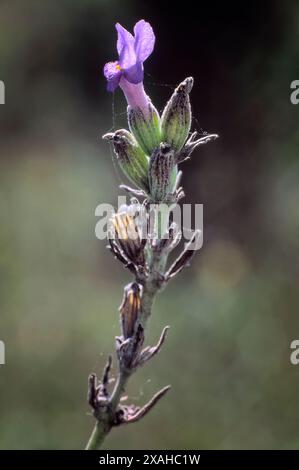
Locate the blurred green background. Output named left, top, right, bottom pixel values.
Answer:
left=0, top=0, right=299, bottom=449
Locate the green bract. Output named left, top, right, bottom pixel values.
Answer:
left=128, top=102, right=161, bottom=156
left=148, top=143, right=176, bottom=203
left=161, top=77, right=193, bottom=152
left=103, top=129, right=149, bottom=192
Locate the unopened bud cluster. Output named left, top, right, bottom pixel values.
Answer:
left=103, top=77, right=215, bottom=204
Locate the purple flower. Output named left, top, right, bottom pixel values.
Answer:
left=103, top=20, right=155, bottom=107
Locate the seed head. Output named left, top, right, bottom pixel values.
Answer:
left=119, top=282, right=143, bottom=339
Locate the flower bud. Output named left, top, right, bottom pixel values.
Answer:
left=148, top=143, right=176, bottom=202
left=103, top=129, right=149, bottom=192
left=119, top=282, right=143, bottom=339
left=110, top=206, right=146, bottom=267
left=128, top=102, right=161, bottom=156
left=161, top=77, right=193, bottom=152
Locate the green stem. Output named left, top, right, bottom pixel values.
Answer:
left=85, top=420, right=111, bottom=450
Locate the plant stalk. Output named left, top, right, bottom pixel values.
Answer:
left=86, top=237, right=169, bottom=449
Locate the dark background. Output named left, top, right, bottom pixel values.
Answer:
left=0, top=0, right=298, bottom=449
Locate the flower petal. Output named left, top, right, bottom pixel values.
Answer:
left=103, top=61, right=122, bottom=92
left=134, top=20, right=155, bottom=63
left=116, top=23, right=134, bottom=55
left=116, top=23, right=136, bottom=69
left=124, top=62, right=144, bottom=84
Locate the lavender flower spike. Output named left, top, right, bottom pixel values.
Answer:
left=103, top=20, right=161, bottom=156
left=86, top=17, right=218, bottom=451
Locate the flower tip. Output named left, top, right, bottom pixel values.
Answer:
left=159, top=142, right=173, bottom=154
left=102, top=132, right=115, bottom=141
left=115, top=22, right=123, bottom=32
left=204, top=133, right=219, bottom=142
left=182, top=76, right=194, bottom=94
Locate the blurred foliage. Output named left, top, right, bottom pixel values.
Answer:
left=0, top=0, right=299, bottom=450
